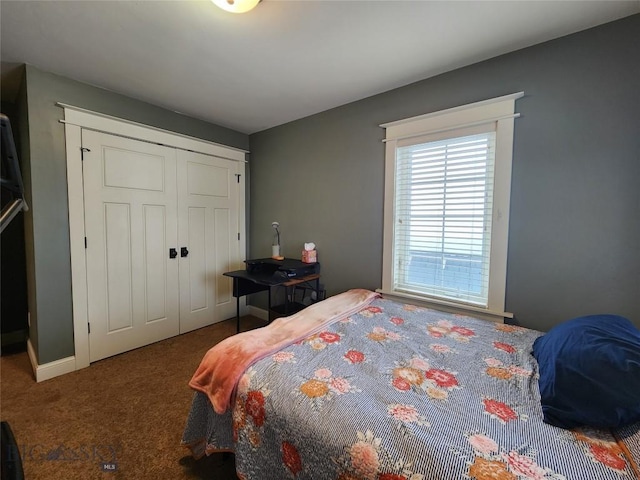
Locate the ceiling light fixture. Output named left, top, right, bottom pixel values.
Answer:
left=212, top=0, right=261, bottom=14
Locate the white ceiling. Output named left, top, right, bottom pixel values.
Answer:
left=1, top=1, right=638, bottom=134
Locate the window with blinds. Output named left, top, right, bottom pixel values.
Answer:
left=381, top=92, right=522, bottom=319
left=394, top=131, right=496, bottom=306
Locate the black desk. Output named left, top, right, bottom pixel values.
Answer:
left=224, top=262, right=320, bottom=332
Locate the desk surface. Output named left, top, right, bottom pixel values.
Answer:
left=245, top=257, right=316, bottom=270
left=225, top=258, right=319, bottom=286
left=224, top=269, right=320, bottom=287
left=224, top=269, right=285, bottom=286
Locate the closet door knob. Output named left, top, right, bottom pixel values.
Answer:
left=169, top=248, right=178, bottom=259
left=181, top=247, right=189, bottom=258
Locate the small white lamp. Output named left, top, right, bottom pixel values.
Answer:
left=271, top=221, right=281, bottom=259
left=212, top=0, right=261, bottom=14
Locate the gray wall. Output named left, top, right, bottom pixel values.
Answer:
left=248, top=15, right=640, bottom=332
left=23, top=65, right=249, bottom=364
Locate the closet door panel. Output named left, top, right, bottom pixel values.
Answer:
left=104, top=202, right=133, bottom=332
left=178, top=150, right=239, bottom=333
left=144, top=204, right=169, bottom=322
left=83, top=130, right=179, bottom=362
left=214, top=207, right=233, bottom=305
left=187, top=206, right=208, bottom=311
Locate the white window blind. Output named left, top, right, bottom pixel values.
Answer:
left=394, top=131, right=496, bottom=306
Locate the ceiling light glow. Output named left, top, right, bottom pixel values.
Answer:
left=212, top=0, right=261, bottom=14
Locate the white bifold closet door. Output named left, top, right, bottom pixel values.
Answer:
left=82, top=130, right=238, bottom=362
left=177, top=149, right=237, bottom=334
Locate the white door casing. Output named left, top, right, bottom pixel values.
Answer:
left=61, top=105, right=247, bottom=376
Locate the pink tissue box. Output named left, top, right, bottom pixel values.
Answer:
left=302, top=250, right=317, bottom=263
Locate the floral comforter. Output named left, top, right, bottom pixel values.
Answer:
left=182, top=297, right=640, bottom=479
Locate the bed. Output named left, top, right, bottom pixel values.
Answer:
left=182, top=289, right=640, bottom=479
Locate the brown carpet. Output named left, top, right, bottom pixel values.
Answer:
left=0, top=315, right=266, bottom=480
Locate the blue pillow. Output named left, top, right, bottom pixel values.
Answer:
left=532, top=314, right=640, bottom=429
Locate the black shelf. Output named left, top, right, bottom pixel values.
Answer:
left=270, top=302, right=307, bottom=318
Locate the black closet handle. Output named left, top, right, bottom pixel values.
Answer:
left=169, top=248, right=177, bottom=259
left=181, top=247, right=189, bottom=258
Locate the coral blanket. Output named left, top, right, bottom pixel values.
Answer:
left=189, top=288, right=380, bottom=414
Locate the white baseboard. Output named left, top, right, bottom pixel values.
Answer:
left=27, top=338, right=77, bottom=382
left=25, top=304, right=266, bottom=382
left=248, top=305, right=269, bottom=321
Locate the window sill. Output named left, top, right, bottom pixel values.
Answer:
left=375, top=289, right=513, bottom=324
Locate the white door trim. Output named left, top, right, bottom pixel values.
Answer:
left=58, top=103, right=248, bottom=160
left=65, top=122, right=91, bottom=371
left=63, top=107, right=248, bottom=375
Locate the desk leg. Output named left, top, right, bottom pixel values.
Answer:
left=235, top=278, right=240, bottom=333
left=285, top=286, right=290, bottom=316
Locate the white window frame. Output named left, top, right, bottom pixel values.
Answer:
left=379, top=92, right=523, bottom=322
